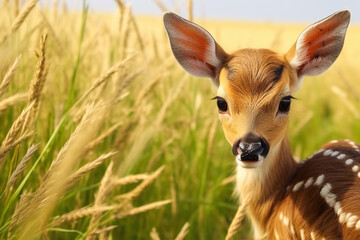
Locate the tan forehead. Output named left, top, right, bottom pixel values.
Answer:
left=218, top=49, right=292, bottom=105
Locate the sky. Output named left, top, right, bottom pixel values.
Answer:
left=50, top=0, right=360, bottom=24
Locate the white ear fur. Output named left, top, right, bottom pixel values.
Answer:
left=289, top=10, right=350, bottom=83
left=163, top=12, right=228, bottom=85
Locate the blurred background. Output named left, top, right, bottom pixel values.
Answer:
left=1, top=0, right=360, bottom=239
left=49, top=0, right=360, bottom=23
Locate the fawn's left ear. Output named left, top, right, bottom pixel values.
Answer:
left=163, top=12, right=229, bottom=86
left=286, top=10, right=350, bottom=90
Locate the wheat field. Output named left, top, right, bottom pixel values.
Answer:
left=1, top=1, right=360, bottom=239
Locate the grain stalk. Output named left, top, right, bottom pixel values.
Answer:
left=27, top=30, right=48, bottom=126
left=66, top=151, right=118, bottom=188
left=175, top=222, right=190, bottom=240
left=225, top=197, right=251, bottom=240
left=1, top=0, right=39, bottom=43
left=6, top=144, right=39, bottom=189
left=87, top=161, right=114, bottom=234
left=116, top=199, right=171, bottom=219
left=0, top=102, right=34, bottom=165
left=0, top=55, right=21, bottom=98
left=0, top=93, right=27, bottom=114
left=14, top=103, right=105, bottom=239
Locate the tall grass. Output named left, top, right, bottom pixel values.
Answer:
left=0, top=0, right=360, bottom=239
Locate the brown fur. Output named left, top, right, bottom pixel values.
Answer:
left=163, top=10, right=355, bottom=239
left=219, top=49, right=360, bottom=239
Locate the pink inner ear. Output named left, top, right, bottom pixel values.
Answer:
left=164, top=13, right=225, bottom=79
left=292, top=11, right=350, bottom=78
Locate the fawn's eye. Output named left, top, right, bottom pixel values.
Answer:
left=213, top=97, right=228, bottom=113
left=278, top=96, right=293, bottom=113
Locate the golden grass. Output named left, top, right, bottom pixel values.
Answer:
left=6, top=144, right=39, bottom=189
left=0, top=55, right=21, bottom=98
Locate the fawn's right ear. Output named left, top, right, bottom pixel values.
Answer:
left=163, top=12, right=228, bottom=86
left=286, top=10, right=350, bottom=91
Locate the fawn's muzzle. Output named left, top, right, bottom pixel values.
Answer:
left=232, top=133, right=269, bottom=161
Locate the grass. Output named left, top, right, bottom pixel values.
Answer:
left=0, top=1, right=360, bottom=239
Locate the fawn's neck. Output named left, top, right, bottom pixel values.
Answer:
left=235, top=136, right=298, bottom=236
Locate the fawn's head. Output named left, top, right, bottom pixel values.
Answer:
left=164, top=11, right=350, bottom=168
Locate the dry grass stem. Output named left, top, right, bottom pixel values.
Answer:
left=221, top=175, right=236, bottom=186
left=0, top=131, right=34, bottom=164
left=175, top=222, right=190, bottom=240
left=0, top=93, right=28, bottom=114
left=150, top=228, right=161, bottom=240
left=187, top=0, right=193, bottom=21
left=112, top=68, right=143, bottom=104
left=117, top=199, right=171, bottom=219
left=91, top=225, right=117, bottom=237
left=67, top=151, right=118, bottom=186
left=206, top=119, right=218, bottom=155
left=83, top=121, right=123, bottom=154
left=28, top=30, right=48, bottom=120
left=75, top=55, right=135, bottom=109
left=45, top=104, right=95, bottom=178
left=115, top=166, right=164, bottom=202
left=332, top=86, right=360, bottom=119
left=0, top=102, right=34, bottom=164
left=134, top=74, right=161, bottom=108
left=0, top=55, right=21, bottom=98
left=10, top=0, right=39, bottom=35
left=87, top=161, right=114, bottom=232
left=152, top=0, right=169, bottom=12
left=39, top=10, right=64, bottom=53
left=52, top=205, right=117, bottom=227
left=225, top=197, right=251, bottom=240
left=146, top=138, right=174, bottom=171
left=16, top=103, right=104, bottom=239
left=112, top=173, right=149, bottom=187
left=6, top=144, right=39, bottom=189
left=154, top=75, right=187, bottom=126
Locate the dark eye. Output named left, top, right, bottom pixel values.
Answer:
left=278, top=96, right=293, bottom=113
left=216, top=97, right=228, bottom=113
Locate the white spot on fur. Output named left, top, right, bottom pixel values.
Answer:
left=337, top=207, right=344, bottom=216
left=347, top=215, right=358, bottom=228
left=339, top=213, right=347, bottom=223
left=352, top=165, right=359, bottom=172
left=279, top=212, right=283, bottom=220
left=356, top=220, right=360, bottom=229
left=316, top=149, right=325, bottom=154
left=311, top=231, right=316, bottom=240
left=275, top=230, right=280, bottom=240
left=330, top=151, right=339, bottom=157
left=345, top=159, right=354, bottom=165
left=337, top=154, right=346, bottom=160
left=304, top=177, right=314, bottom=188
left=330, top=140, right=338, bottom=144
left=314, top=175, right=325, bottom=186
left=323, top=149, right=333, bottom=156
left=334, top=201, right=341, bottom=215
left=300, top=229, right=305, bottom=240
left=320, top=183, right=336, bottom=207
left=290, top=224, right=295, bottom=235
left=349, top=141, right=356, bottom=146
left=293, top=181, right=304, bottom=192
left=320, top=183, right=331, bottom=197
left=283, top=215, right=289, bottom=227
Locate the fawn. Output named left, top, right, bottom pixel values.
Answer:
left=163, top=10, right=360, bottom=239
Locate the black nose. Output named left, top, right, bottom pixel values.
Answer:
left=232, top=133, right=269, bottom=159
